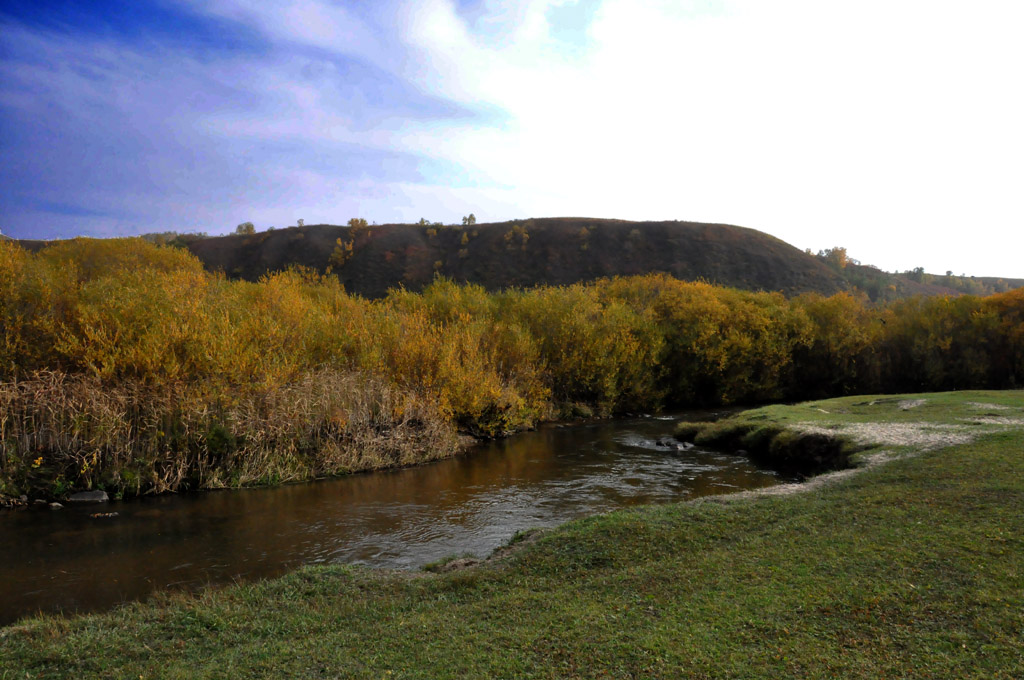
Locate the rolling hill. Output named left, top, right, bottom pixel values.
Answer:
left=186, top=218, right=850, bottom=297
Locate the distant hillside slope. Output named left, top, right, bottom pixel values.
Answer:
left=826, top=262, right=1024, bottom=302
left=186, top=218, right=850, bottom=297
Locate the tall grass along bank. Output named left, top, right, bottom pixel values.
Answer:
left=0, top=370, right=457, bottom=499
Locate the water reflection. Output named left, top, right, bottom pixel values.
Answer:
left=0, top=414, right=789, bottom=624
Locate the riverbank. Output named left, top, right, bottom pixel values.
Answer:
left=3, top=390, right=1022, bottom=678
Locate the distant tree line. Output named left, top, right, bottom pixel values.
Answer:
left=814, top=246, right=1018, bottom=299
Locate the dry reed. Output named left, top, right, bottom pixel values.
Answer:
left=0, top=370, right=458, bottom=499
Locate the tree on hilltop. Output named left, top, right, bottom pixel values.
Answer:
left=817, top=246, right=848, bottom=270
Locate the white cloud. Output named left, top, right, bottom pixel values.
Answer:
left=386, top=0, right=1024, bottom=275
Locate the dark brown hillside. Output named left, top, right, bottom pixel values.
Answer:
left=187, top=218, right=850, bottom=297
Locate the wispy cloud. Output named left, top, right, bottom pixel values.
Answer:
left=1, top=1, right=1022, bottom=275
left=0, top=4, right=480, bottom=236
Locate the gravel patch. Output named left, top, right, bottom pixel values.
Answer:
left=958, top=416, right=1024, bottom=427
left=898, top=399, right=927, bottom=410
left=967, top=402, right=1013, bottom=411
left=795, top=421, right=974, bottom=451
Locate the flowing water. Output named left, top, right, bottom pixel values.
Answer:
left=0, top=413, right=792, bottom=625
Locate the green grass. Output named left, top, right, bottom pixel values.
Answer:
left=3, top=390, right=1023, bottom=678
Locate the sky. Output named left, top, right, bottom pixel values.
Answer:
left=1, top=0, right=1022, bottom=277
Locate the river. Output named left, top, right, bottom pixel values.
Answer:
left=0, top=413, right=792, bottom=625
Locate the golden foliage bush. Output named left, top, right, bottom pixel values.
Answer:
left=790, top=292, right=883, bottom=397
left=502, top=281, right=664, bottom=413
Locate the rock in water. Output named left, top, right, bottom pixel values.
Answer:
left=656, top=437, right=694, bottom=451
left=68, top=490, right=109, bottom=504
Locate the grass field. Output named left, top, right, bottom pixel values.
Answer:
left=2, top=390, right=1022, bottom=678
